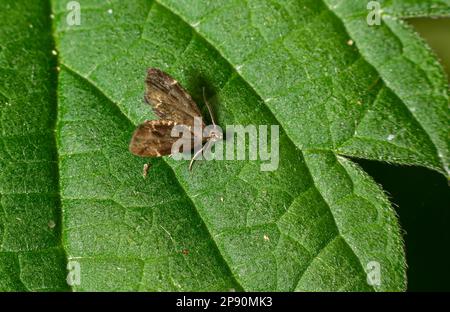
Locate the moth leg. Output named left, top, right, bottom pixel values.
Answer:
left=142, top=163, right=151, bottom=178
left=203, top=87, right=216, bottom=126
left=189, top=140, right=213, bottom=172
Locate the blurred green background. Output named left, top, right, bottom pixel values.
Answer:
left=358, top=18, right=450, bottom=292
left=409, top=18, right=450, bottom=80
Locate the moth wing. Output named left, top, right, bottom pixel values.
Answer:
left=145, top=68, right=203, bottom=128
left=129, top=120, right=195, bottom=157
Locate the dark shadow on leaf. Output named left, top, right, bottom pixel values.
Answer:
left=356, top=159, right=450, bottom=291
left=185, top=72, right=218, bottom=127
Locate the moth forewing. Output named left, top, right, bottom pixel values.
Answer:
left=145, top=68, right=203, bottom=128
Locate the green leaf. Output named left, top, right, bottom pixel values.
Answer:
left=1, top=0, right=449, bottom=291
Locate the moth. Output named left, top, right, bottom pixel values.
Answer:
left=129, top=68, right=222, bottom=171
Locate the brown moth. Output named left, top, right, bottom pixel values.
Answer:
left=129, top=68, right=222, bottom=171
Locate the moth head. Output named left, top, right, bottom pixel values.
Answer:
left=206, top=125, right=223, bottom=142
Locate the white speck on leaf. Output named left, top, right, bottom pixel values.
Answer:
left=387, top=134, right=395, bottom=141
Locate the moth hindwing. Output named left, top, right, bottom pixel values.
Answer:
left=129, top=68, right=204, bottom=157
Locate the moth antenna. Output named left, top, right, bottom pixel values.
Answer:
left=189, top=147, right=203, bottom=172
left=189, top=140, right=212, bottom=172
left=203, top=87, right=216, bottom=126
